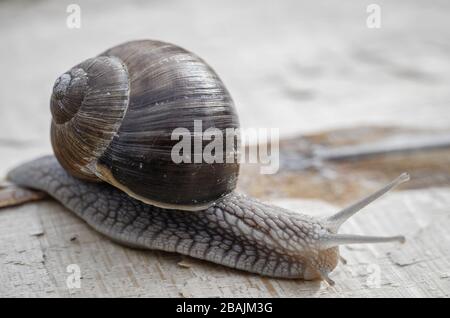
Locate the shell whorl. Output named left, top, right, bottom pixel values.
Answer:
left=51, top=68, right=88, bottom=124
left=50, top=56, right=130, bottom=181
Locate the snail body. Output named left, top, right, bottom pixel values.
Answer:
left=2, top=40, right=408, bottom=285
left=7, top=156, right=338, bottom=280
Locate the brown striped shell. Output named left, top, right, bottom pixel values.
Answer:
left=50, top=40, right=240, bottom=211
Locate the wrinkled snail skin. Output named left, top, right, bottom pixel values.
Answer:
left=8, top=156, right=339, bottom=280
left=7, top=156, right=407, bottom=283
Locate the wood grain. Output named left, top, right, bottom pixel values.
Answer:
left=1, top=186, right=449, bottom=297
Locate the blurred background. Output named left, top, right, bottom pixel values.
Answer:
left=1, top=0, right=449, bottom=176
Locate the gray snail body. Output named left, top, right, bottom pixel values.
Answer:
left=3, top=40, right=408, bottom=285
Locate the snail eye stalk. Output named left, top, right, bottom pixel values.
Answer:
left=315, top=173, right=409, bottom=250
left=325, top=173, right=410, bottom=232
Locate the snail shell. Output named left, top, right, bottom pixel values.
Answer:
left=50, top=40, right=240, bottom=210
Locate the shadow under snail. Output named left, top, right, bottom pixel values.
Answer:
left=1, top=40, right=408, bottom=285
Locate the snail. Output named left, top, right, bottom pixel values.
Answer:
left=1, top=40, right=408, bottom=285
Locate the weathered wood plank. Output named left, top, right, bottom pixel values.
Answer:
left=1, top=187, right=449, bottom=297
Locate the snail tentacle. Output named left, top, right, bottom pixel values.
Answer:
left=325, top=173, right=410, bottom=232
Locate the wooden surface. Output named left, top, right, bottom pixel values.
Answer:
left=1, top=0, right=450, bottom=297
left=0, top=187, right=449, bottom=297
